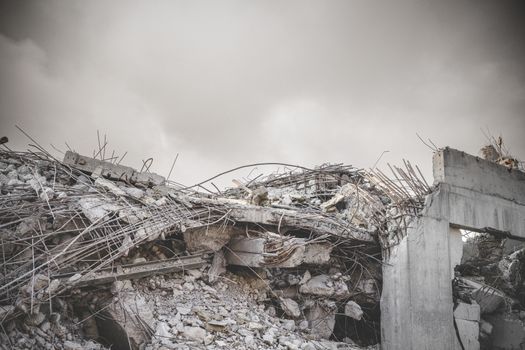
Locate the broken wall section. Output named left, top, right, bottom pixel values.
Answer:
left=381, top=148, right=525, bottom=350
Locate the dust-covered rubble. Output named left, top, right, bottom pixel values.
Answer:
left=1, top=148, right=410, bottom=349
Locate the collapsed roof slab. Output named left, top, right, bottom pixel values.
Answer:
left=381, top=148, right=525, bottom=350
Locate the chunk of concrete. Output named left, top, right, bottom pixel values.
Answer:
left=299, top=275, right=334, bottom=297
left=181, top=326, right=207, bottom=343
left=185, top=226, right=240, bottom=253
left=344, top=301, right=363, bottom=320
left=105, top=284, right=155, bottom=349
left=279, top=297, right=301, bottom=318
left=304, top=301, right=336, bottom=339
left=455, top=319, right=480, bottom=350
left=78, top=197, right=120, bottom=223
left=303, top=243, right=333, bottom=265
left=454, top=302, right=480, bottom=322
left=208, top=250, right=227, bottom=283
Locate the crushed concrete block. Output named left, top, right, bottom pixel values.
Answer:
left=78, top=197, right=120, bottom=223
left=344, top=301, right=363, bottom=320
left=299, top=270, right=311, bottom=285
left=105, top=283, right=155, bottom=348
left=185, top=226, right=240, bottom=253
left=303, top=243, right=333, bottom=265
left=455, top=319, right=479, bottom=350
left=454, top=302, right=480, bottom=322
left=225, top=233, right=332, bottom=268
left=208, top=250, right=227, bottom=283
left=279, top=297, right=301, bottom=318
left=181, top=326, right=207, bottom=343
left=299, top=275, right=334, bottom=297
left=304, top=301, right=336, bottom=339
left=154, top=321, right=172, bottom=341
left=94, top=177, right=126, bottom=196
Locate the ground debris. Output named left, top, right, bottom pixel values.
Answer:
left=0, top=147, right=425, bottom=349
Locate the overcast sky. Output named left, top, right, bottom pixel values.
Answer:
left=1, top=0, right=524, bottom=188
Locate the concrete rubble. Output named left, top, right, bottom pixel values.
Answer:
left=454, top=234, right=525, bottom=350
left=0, top=149, right=392, bottom=349
left=1, top=138, right=523, bottom=350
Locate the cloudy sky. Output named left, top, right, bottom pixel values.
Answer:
left=1, top=0, right=524, bottom=188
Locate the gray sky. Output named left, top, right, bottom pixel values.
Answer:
left=1, top=0, right=524, bottom=188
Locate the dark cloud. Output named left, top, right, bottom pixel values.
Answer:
left=1, top=0, right=524, bottom=187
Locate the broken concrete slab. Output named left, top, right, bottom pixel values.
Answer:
left=455, top=319, right=480, bottom=350
left=186, top=196, right=375, bottom=242
left=103, top=283, right=155, bottom=350
left=63, top=151, right=165, bottom=187
left=454, top=302, right=480, bottom=322
left=299, top=275, right=334, bottom=297
left=208, top=250, right=227, bottom=283
left=225, top=233, right=332, bottom=268
left=304, top=300, right=337, bottom=339
left=53, top=254, right=205, bottom=287
left=279, top=297, right=301, bottom=318
left=184, top=225, right=242, bottom=253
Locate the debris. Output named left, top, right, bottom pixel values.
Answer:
left=345, top=301, right=364, bottom=320
left=0, top=143, right=435, bottom=349
left=454, top=302, right=480, bottom=322
left=280, top=297, right=301, bottom=318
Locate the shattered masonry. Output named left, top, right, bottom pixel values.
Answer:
left=0, top=142, right=524, bottom=350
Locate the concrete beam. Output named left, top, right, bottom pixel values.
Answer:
left=447, top=184, right=525, bottom=239
left=433, top=147, right=525, bottom=205
left=381, top=188, right=460, bottom=350
left=53, top=254, right=205, bottom=287
left=63, top=151, right=165, bottom=187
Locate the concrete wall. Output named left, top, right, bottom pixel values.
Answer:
left=381, top=148, right=525, bottom=349
left=382, top=188, right=458, bottom=349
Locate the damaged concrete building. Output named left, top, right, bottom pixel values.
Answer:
left=0, top=142, right=523, bottom=350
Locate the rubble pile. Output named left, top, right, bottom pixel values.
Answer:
left=0, top=146, right=430, bottom=350
left=454, top=233, right=525, bottom=349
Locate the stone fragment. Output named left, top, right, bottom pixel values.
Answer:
left=181, top=326, right=206, bottom=343
left=299, top=275, right=334, bottom=297
left=455, top=319, right=479, bottom=350
left=155, top=321, right=172, bottom=340
left=280, top=297, right=301, bottom=318
left=208, top=250, right=227, bottom=283
left=304, top=301, right=336, bottom=339
left=184, top=226, right=239, bottom=253
left=94, top=177, right=127, bottom=196
left=299, top=270, right=311, bottom=285
left=344, top=301, right=363, bottom=320
left=454, top=302, right=480, bottom=322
